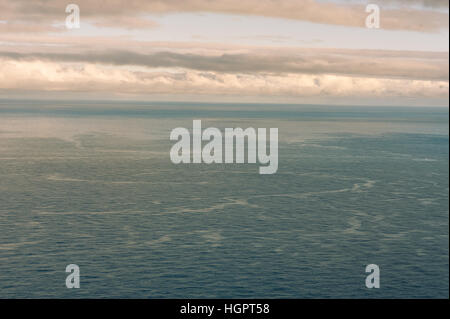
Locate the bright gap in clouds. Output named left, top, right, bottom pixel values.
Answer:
left=57, top=13, right=449, bottom=52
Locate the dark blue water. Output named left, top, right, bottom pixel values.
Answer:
left=0, top=100, right=448, bottom=298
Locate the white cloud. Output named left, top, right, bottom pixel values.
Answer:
left=0, top=59, right=447, bottom=100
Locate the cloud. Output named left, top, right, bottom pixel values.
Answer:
left=0, top=21, right=63, bottom=34
left=376, top=0, right=449, bottom=8
left=0, top=1, right=446, bottom=104
left=0, top=0, right=448, bottom=32
left=0, top=49, right=447, bottom=81
left=0, top=58, right=447, bottom=100
left=91, top=16, right=159, bottom=30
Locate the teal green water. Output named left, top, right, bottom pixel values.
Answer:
left=0, top=100, right=448, bottom=298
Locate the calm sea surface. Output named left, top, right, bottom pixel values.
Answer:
left=0, top=100, right=448, bottom=298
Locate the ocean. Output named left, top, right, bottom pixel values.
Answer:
left=0, top=100, right=448, bottom=298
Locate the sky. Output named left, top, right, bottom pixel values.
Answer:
left=0, top=0, right=448, bottom=106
